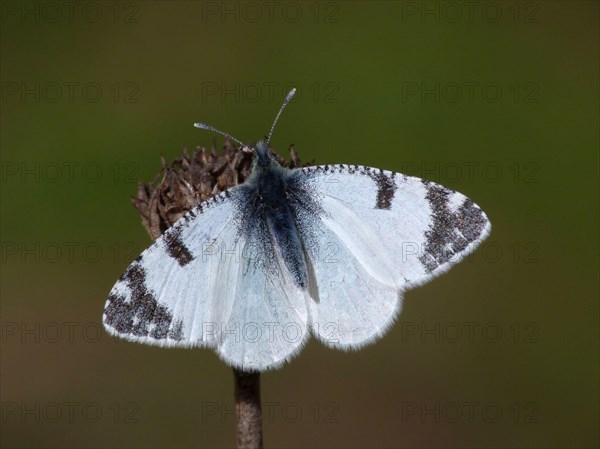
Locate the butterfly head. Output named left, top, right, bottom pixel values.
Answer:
left=252, top=140, right=276, bottom=168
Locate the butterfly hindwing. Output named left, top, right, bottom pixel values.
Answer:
left=216, top=234, right=310, bottom=370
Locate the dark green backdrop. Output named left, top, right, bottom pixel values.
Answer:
left=1, top=1, right=598, bottom=448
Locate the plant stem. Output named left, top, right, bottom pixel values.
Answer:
left=233, top=368, right=263, bottom=449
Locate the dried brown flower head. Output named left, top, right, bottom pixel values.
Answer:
left=131, top=140, right=310, bottom=240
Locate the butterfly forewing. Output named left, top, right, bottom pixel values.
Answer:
left=298, top=164, right=491, bottom=285
left=103, top=191, right=239, bottom=347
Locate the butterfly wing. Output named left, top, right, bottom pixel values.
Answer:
left=291, top=164, right=491, bottom=348
left=103, top=189, right=309, bottom=371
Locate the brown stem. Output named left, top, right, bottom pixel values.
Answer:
left=233, top=368, right=263, bottom=449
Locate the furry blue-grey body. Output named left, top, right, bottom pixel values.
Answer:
left=232, top=141, right=321, bottom=289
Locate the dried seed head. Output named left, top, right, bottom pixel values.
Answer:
left=131, top=140, right=310, bottom=240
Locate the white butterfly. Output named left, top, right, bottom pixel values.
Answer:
left=103, top=89, right=491, bottom=371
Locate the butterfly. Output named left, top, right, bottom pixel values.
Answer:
left=103, top=89, right=491, bottom=371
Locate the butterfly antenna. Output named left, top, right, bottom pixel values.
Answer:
left=266, top=88, right=297, bottom=147
left=193, top=122, right=245, bottom=147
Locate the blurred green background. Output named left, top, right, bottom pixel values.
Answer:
left=1, top=1, right=598, bottom=448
